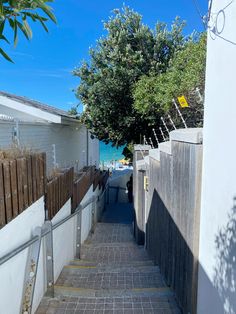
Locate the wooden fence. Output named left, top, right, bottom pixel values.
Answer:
left=93, top=169, right=101, bottom=191
left=93, top=170, right=109, bottom=192
left=0, top=153, right=109, bottom=227
left=46, top=167, right=74, bottom=220
left=0, top=153, right=46, bottom=228
left=134, top=140, right=202, bottom=314
left=72, top=167, right=95, bottom=211
left=100, top=171, right=109, bottom=190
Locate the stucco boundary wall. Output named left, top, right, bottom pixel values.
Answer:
left=0, top=184, right=105, bottom=314
left=133, top=128, right=203, bottom=314
left=133, top=145, right=151, bottom=245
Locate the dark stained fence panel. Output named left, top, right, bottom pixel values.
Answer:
left=72, top=166, right=97, bottom=211
left=0, top=153, right=46, bottom=229
left=46, top=167, right=74, bottom=220
left=93, top=170, right=101, bottom=191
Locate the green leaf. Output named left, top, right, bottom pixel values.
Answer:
left=34, top=0, right=57, bottom=23
left=0, top=0, right=3, bottom=16
left=16, top=20, right=32, bottom=40
left=22, top=18, right=32, bottom=38
left=0, top=19, right=5, bottom=35
left=38, top=17, right=48, bottom=32
left=42, top=7, right=57, bottom=24
left=13, top=18, right=18, bottom=46
left=0, top=47, right=13, bottom=62
left=0, top=33, right=10, bottom=43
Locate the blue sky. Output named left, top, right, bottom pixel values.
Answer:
left=0, top=0, right=207, bottom=112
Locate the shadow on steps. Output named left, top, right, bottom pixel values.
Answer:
left=101, top=203, right=134, bottom=224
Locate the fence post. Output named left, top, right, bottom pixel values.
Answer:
left=91, top=196, right=96, bottom=233
left=76, top=209, right=82, bottom=259
left=21, top=227, right=42, bottom=314
left=43, top=221, right=54, bottom=298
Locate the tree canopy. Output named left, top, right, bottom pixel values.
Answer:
left=0, top=0, right=56, bottom=62
left=74, top=6, right=206, bottom=155
left=133, top=33, right=206, bottom=128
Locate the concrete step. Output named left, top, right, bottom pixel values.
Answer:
left=54, top=285, right=175, bottom=298
left=80, top=244, right=150, bottom=264
left=85, top=223, right=134, bottom=244
left=82, top=242, right=138, bottom=248
left=69, top=259, right=155, bottom=268
left=56, top=269, right=165, bottom=291
left=64, top=264, right=159, bottom=274
left=37, top=294, right=181, bottom=314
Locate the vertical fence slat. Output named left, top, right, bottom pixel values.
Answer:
left=3, top=161, right=13, bottom=223
left=31, top=154, right=37, bottom=202
left=0, top=162, right=6, bottom=228
left=35, top=154, right=41, bottom=200
left=38, top=153, right=44, bottom=197
left=22, top=158, right=29, bottom=209
left=16, top=158, right=24, bottom=213
left=10, top=160, right=19, bottom=218
left=48, top=182, right=53, bottom=220
left=27, top=156, right=33, bottom=206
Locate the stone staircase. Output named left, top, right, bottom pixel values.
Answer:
left=36, top=222, right=181, bottom=314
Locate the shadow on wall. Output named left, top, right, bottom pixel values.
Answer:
left=213, top=197, right=236, bottom=314
left=146, top=188, right=225, bottom=314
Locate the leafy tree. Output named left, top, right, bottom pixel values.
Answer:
left=74, top=7, right=186, bottom=145
left=133, top=33, right=206, bottom=129
left=0, top=0, right=56, bottom=62
left=74, top=6, right=204, bottom=155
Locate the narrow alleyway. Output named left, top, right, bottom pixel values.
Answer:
left=36, top=204, right=181, bottom=314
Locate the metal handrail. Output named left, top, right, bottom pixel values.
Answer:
left=0, top=185, right=108, bottom=267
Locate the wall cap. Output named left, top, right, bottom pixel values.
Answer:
left=159, top=141, right=172, bottom=155
left=149, top=148, right=160, bottom=161
left=170, top=128, right=203, bottom=144
left=134, top=144, right=151, bottom=151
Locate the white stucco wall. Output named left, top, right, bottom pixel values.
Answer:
left=0, top=197, right=45, bottom=314
left=51, top=199, right=76, bottom=282
left=0, top=121, right=99, bottom=174
left=80, top=185, right=94, bottom=243
left=197, top=1, right=236, bottom=313
left=0, top=181, right=103, bottom=314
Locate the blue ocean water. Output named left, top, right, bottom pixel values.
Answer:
left=100, top=142, right=125, bottom=162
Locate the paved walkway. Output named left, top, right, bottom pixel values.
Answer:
left=36, top=204, right=181, bottom=314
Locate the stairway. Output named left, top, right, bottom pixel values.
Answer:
left=36, top=209, right=181, bottom=313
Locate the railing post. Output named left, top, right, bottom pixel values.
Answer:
left=21, top=227, right=42, bottom=314
left=76, top=209, right=82, bottom=259
left=43, top=221, right=54, bottom=298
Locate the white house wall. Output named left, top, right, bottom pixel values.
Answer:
left=88, top=131, right=100, bottom=168
left=197, top=1, right=236, bottom=313
left=0, top=121, right=99, bottom=173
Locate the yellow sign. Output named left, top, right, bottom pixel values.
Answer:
left=178, top=96, right=189, bottom=108
left=144, top=176, right=149, bottom=191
